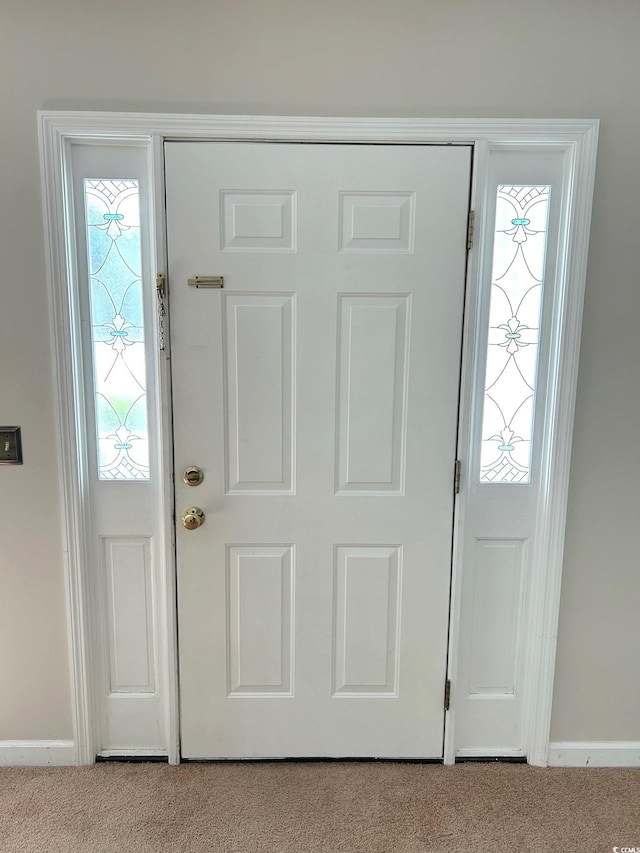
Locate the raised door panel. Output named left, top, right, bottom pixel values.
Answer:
left=336, top=295, right=410, bottom=494
left=220, top=190, right=296, bottom=252
left=224, top=293, right=295, bottom=494
left=227, top=545, right=294, bottom=696
left=333, top=545, right=401, bottom=696
left=339, top=192, right=415, bottom=253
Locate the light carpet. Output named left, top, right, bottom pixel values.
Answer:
left=1, top=761, right=638, bottom=852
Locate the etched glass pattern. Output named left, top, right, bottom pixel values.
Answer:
left=480, top=186, right=550, bottom=483
left=85, top=179, right=149, bottom=480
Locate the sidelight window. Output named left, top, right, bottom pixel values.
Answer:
left=84, top=179, right=150, bottom=480
left=479, top=185, right=550, bottom=484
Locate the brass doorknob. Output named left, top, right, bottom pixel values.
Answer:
left=182, top=506, right=205, bottom=530
left=183, top=465, right=204, bottom=486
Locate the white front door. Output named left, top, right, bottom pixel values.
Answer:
left=166, top=141, right=471, bottom=758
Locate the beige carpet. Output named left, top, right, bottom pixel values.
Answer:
left=1, top=761, right=638, bottom=852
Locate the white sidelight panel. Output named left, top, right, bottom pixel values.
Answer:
left=66, top=142, right=169, bottom=757
left=104, top=537, right=156, bottom=694
left=452, top=149, right=573, bottom=760
left=468, top=539, right=525, bottom=694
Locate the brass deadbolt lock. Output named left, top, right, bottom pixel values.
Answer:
left=183, top=465, right=205, bottom=486
left=182, top=506, right=205, bottom=530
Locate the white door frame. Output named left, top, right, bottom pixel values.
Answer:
left=38, top=112, right=598, bottom=766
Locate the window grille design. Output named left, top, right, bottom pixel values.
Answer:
left=84, top=179, right=150, bottom=480
left=480, top=185, right=550, bottom=483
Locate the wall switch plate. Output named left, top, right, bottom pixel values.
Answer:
left=0, top=427, right=23, bottom=464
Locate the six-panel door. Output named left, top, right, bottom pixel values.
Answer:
left=166, top=142, right=471, bottom=758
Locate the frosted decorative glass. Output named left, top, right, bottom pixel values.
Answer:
left=480, top=186, right=550, bottom=484
left=84, top=179, right=150, bottom=480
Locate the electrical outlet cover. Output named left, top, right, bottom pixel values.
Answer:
left=0, top=427, right=23, bottom=464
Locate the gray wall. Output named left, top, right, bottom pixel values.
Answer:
left=1, top=0, right=638, bottom=744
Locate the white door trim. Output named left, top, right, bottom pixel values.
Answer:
left=38, top=112, right=598, bottom=766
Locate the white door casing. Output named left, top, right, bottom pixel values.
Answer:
left=37, top=113, right=598, bottom=767
left=167, top=142, right=472, bottom=758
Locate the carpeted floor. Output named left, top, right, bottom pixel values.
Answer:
left=1, top=761, right=638, bottom=852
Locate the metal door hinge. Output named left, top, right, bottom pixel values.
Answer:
left=454, top=459, right=461, bottom=495
left=466, top=210, right=475, bottom=251
left=444, top=679, right=451, bottom=712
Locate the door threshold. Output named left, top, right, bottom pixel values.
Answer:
left=96, top=755, right=169, bottom=764
left=181, top=756, right=444, bottom=764
left=455, top=756, right=527, bottom=764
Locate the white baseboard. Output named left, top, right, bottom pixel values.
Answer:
left=0, top=740, right=75, bottom=767
left=548, top=741, right=640, bottom=767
